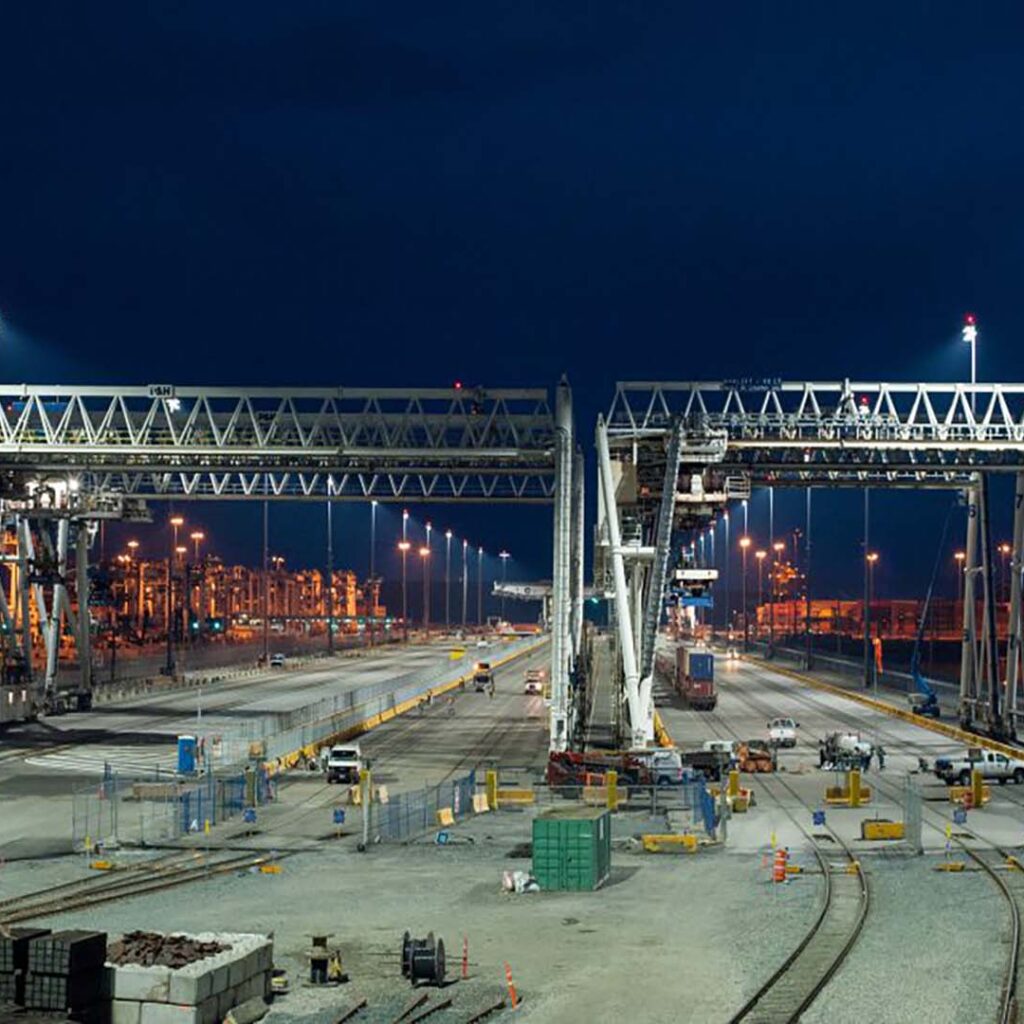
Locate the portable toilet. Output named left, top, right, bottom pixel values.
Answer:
left=177, top=735, right=197, bottom=774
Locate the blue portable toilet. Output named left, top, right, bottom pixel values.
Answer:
left=177, top=735, right=197, bottom=774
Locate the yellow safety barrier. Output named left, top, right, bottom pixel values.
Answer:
left=260, top=863, right=282, bottom=874
left=972, top=768, right=985, bottom=809
left=582, top=785, right=626, bottom=808
left=436, top=807, right=455, bottom=827
left=825, top=773, right=873, bottom=806
left=485, top=770, right=499, bottom=810
left=861, top=819, right=905, bottom=841
left=750, top=656, right=1024, bottom=762
left=496, top=788, right=536, bottom=805
left=89, top=860, right=114, bottom=871
left=641, top=833, right=699, bottom=853
left=472, top=793, right=490, bottom=814
left=607, top=770, right=619, bottom=811
left=935, top=861, right=966, bottom=872
left=947, top=784, right=991, bottom=806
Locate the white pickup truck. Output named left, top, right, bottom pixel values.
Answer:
left=324, top=743, right=364, bottom=784
left=934, top=747, right=1024, bottom=787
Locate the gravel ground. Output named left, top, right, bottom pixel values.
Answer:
left=8, top=810, right=821, bottom=1024
left=801, top=853, right=1006, bottom=1024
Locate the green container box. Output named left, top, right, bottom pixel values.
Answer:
left=532, top=807, right=611, bottom=891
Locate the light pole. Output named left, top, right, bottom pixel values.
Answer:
left=445, top=530, right=453, bottom=629
left=723, top=512, right=730, bottom=636
left=863, top=488, right=871, bottom=687
left=461, top=539, right=469, bottom=627
left=739, top=536, right=751, bottom=649
left=771, top=540, right=784, bottom=652
left=369, top=499, right=378, bottom=644
left=866, top=552, right=879, bottom=689
left=499, top=550, right=510, bottom=622
left=127, top=540, right=140, bottom=634
left=755, top=550, right=766, bottom=639
left=963, top=313, right=978, bottom=413
left=955, top=550, right=966, bottom=609
left=326, top=501, right=334, bottom=654
left=742, top=498, right=748, bottom=537
left=190, top=531, right=204, bottom=562
left=419, top=546, right=431, bottom=633
left=166, top=515, right=184, bottom=675
left=477, top=546, right=484, bottom=626
left=425, top=522, right=432, bottom=625
left=189, top=531, right=205, bottom=643
left=768, top=487, right=775, bottom=651
left=398, top=540, right=410, bottom=641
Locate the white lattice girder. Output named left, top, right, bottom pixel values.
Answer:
left=0, top=385, right=556, bottom=502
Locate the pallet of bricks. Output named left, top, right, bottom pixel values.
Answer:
left=0, top=927, right=109, bottom=1021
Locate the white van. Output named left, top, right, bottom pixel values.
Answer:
left=325, top=743, right=363, bottom=784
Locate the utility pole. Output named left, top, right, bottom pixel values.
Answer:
left=768, top=487, right=775, bottom=656
left=461, top=539, right=469, bottom=627
left=262, top=498, right=270, bottom=665
left=445, top=530, right=452, bottom=629
left=326, top=500, right=334, bottom=655
left=739, top=536, right=751, bottom=650
left=805, top=488, right=813, bottom=669
left=723, top=512, right=730, bottom=636
left=863, top=489, right=871, bottom=688
left=477, top=546, right=484, bottom=626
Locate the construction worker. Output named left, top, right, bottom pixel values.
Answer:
left=876, top=745, right=886, bottom=771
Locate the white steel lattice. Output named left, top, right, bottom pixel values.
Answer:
left=608, top=380, right=1024, bottom=484
left=0, top=385, right=556, bottom=502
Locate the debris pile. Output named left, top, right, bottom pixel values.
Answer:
left=107, top=930, right=231, bottom=968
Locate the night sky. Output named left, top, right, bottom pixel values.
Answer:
left=2, top=4, right=1023, bottom=611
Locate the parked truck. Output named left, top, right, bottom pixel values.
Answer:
left=654, top=644, right=717, bottom=710
left=933, top=747, right=1024, bottom=786
left=325, top=743, right=364, bottom=784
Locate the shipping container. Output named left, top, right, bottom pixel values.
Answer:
left=532, top=806, right=612, bottom=891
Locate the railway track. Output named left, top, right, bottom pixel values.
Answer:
left=719, top=657, right=1024, bottom=1023
left=694, top=705, right=870, bottom=1022
left=0, top=851, right=283, bottom=925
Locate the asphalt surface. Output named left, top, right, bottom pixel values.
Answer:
left=0, top=638, right=517, bottom=858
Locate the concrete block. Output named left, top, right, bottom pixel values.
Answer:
left=140, top=1003, right=200, bottom=1024
left=228, top=950, right=255, bottom=989
left=168, top=964, right=214, bottom=1006
left=198, top=994, right=220, bottom=1024
left=209, top=962, right=230, bottom=996
left=114, top=965, right=172, bottom=1002
left=111, top=999, right=142, bottom=1024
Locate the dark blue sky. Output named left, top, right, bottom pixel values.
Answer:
left=2, top=3, right=1023, bottom=606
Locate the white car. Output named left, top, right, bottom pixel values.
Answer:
left=476, top=639, right=490, bottom=649
left=269, top=653, right=287, bottom=668
left=768, top=717, right=798, bottom=748
left=524, top=668, right=545, bottom=695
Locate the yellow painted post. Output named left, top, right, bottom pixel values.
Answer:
left=972, top=768, right=984, bottom=808
left=727, top=770, right=740, bottom=799
left=485, top=770, right=499, bottom=811
left=607, top=770, right=618, bottom=811
left=848, top=768, right=861, bottom=808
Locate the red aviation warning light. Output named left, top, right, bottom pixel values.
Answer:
left=962, top=313, right=978, bottom=343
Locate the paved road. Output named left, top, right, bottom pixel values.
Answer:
left=658, top=653, right=1024, bottom=854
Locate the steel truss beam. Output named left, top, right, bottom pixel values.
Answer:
left=608, top=380, right=1024, bottom=483
left=0, top=385, right=556, bottom=502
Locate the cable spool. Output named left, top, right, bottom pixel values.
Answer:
left=401, top=931, right=446, bottom=986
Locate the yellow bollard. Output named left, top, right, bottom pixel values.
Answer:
left=848, top=768, right=862, bottom=808
left=727, top=770, right=740, bottom=799
left=972, top=768, right=984, bottom=810
left=607, top=770, right=618, bottom=811
left=485, top=769, right=499, bottom=811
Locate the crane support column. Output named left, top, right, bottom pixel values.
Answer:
left=1005, top=472, right=1024, bottom=733
left=549, top=378, right=573, bottom=751
left=959, top=481, right=981, bottom=726
left=979, top=475, right=1002, bottom=730
left=596, top=416, right=647, bottom=747
left=76, top=523, right=93, bottom=698
left=17, top=518, right=35, bottom=697
left=570, top=444, right=584, bottom=661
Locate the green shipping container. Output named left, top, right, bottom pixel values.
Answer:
left=532, top=807, right=611, bottom=891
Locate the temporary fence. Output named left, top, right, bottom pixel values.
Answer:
left=371, top=771, right=476, bottom=843
left=71, top=767, right=271, bottom=852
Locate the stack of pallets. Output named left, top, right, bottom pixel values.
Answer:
left=23, top=930, right=108, bottom=1020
